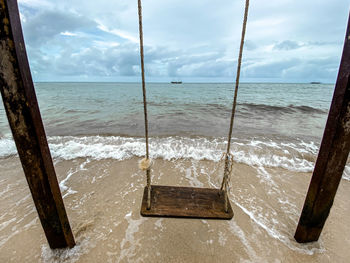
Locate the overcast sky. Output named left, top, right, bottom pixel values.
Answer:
left=18, top=0, right=349, bottom=83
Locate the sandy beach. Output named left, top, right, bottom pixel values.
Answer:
left=1, top=155, right=349, bottom=262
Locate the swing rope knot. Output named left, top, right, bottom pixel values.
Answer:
left=220, top=152, right=234, bottom=212
left=221, top=152, right=234, bottom=190
left=139, top=157, right=152, bottom=171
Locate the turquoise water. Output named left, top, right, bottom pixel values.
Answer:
left=0, top=82, right=334, bottom=140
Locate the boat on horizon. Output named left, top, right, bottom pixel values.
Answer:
left=171, top=81, right=183, bottom=84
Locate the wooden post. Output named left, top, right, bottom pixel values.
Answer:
left=294, top=14, right=350, bottom=243
left=0, top=0, right=75, bottom=248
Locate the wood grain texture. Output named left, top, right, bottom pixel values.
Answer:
left=140, top=185, right=233, bottom=219
left=294, top=13, right=350, bottom=243
left=0, top=0, right=75, bottom=248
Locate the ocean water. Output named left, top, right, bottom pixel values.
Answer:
left=0, top=82, right=333, bottom=139
left=0, top=82, right=337, bottom=173
left=1, top=82, right=350, bottom=262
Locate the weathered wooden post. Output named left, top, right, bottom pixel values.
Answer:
left=0, top=0, right=75, bottom=248
left=294, top=13, right=350, bottom=243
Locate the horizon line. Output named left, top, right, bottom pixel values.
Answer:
left=33, top=81, right=335, bottom=85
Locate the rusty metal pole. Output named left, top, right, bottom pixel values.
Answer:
left=294, top=14, right=350, bottom=243
left=0, top=0, right=75, bottom=248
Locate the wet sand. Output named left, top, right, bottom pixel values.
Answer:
left=0, top=156, right=349, bottom=262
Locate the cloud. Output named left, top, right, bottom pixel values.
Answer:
left=273, top=40, right=301, bottom=50
left=60, top=31, right=77, bottom=37
left=19, top=0, right=53, bottom=9
left=244, top=40, right=257, bottom=51
left=22, top=10, right=97, bottom=46
left=17, top=0, right=349, bottom=82
left=96, top=22, right=139, bottom=43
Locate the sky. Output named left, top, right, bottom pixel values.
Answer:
left=17, top=0, right=350, bottom=83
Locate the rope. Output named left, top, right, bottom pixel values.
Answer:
left=136, top=0, right=249, bottom=212
left=139, top=158, right=152, bottom=170
left=221, top=0, right=250, bottom=212
left=221, top=153, right=234, bottom=212
left=137, top=0, right=151, bottom=209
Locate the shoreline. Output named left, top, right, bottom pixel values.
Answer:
left=0, top=156, right=349, bottom=262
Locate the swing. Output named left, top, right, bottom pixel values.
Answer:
left=137, top=0, right=249, bottom=219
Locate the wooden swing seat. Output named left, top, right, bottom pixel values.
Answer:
left=140, top=185, right=233, bottom=219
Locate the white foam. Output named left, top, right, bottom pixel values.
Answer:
left=343, top=166, right=350, bottom=181
left=59, top=159, right=90, bottom=198
left=41, top=238, right=91, bottom=263
left=154, top=218, right=164, bottom=232
left=0, top=217, right=16, bottom=232
left=118, top=212, right=145, bottom=262
left=194, top=160, right=325, bottom=256
left=0, top=228, right=20, bottom=248
left=227, top=219, right=259, bottom=261
left=3, top=135, right=349, bottom=179
left=185, top=163, right=204, bottom=187
left=218, top=231, right=227, bottom=246
left=0, top=137, right=16, bottom=157
left=23, top=217, right=38, bottom=230
left=232, top=198, right=324, bottom=255
left=0, top=184, right=11, bottom=198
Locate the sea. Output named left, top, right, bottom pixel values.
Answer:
left=0, top=82, right=349, bottom=262
left=0, top=82, right=337, bottom=162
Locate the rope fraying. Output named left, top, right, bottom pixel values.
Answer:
left=139, top=158, right=153, bottom=171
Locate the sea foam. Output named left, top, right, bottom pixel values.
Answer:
left=1, top=135, right=349, bottom=179
left=0, top=137, right=16, bottom=157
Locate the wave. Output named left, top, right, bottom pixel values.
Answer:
left=0, top=135, right=315, bottom=169
left=134, top=101, right=326, bottom=115
left=239, top=103, right=327, bottom=114
left=1, top=134, right=348, bottom=180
